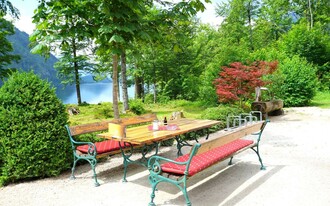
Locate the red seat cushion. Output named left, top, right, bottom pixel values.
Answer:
left=161, top=139, right=254, bottom=176
left=77, top=140, right=129, bottom=154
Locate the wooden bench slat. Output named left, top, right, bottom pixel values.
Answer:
left=196, top=121, right=264, bottom=155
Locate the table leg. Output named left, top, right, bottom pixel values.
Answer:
left=119, top=141, right=159, bottom=182
left=175, top=128, right=211, bottom=156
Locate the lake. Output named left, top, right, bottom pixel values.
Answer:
left=56, top=83, right=135, bottom=104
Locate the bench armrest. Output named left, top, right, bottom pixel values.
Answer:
left=148, top=144, right=201, bottom=176
left=251, top=119, right=270, bottom=142
left=148, top=156, right=188, bottom=175
left=65, top=125, right=97, bottom=156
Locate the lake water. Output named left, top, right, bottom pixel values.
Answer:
left=56, top=83, right=134, bottom=104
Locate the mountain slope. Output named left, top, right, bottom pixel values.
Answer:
left=4, top=27, right=61, bottom=87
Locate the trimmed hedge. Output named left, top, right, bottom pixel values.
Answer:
left=0, top=71, right=71, bottom=186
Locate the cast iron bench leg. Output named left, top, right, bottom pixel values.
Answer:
left=90, top=158, right=100, bottom=187
left=70, top=158, right=78, bottom=180
left=251, top=146, right=266, bottom=170
left=228, top=156, right=234, bottom=165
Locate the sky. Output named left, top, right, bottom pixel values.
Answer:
left=8, top=0, right=225, bottom=35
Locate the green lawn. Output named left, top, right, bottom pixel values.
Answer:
left=68, top=100, right=208, bottom=125
left=311, top=91, right=330, bottom=108
left=68, top=90, right=330, bottom=125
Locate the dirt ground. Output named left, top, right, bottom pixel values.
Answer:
left=1, top=107, right=330, bottom=206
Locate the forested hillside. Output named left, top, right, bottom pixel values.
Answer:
left=3, top=27, right=61, bottom=87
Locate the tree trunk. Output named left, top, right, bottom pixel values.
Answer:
left=134, top=64, right=144, bottom=99
left=121, top=51, right=129, bottom=111
left=153, top=82, right=157, bottom=103
left=135, top=75, right=144, bottom=99
left=247, top=1, right=254, bottom=51
left=308, top=0, right=313, bottom=29
left=112, top=54, right=120, bottom=119
left=72, top=39, right=82, bottom=105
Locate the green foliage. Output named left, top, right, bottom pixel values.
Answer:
left=276, top=56, right=319, bottom=106
left=214, top=61, right=278, bottom=107
left=278, top=22, right=330, bottom=90
left=0, top=16, right=20, bottom=79
left=278, top=22, right=329, bottom=67
left=30, top=1, right=99, bottom=104
left=200, top=105, right=244, bottom=129
left=94, top=102, right=114, bottom=119
left=0, top=0, right=20, bottom=19
left=0, top=71, right=71, bottom=186
left=143, top=93, right=154, bottom=104
left=157, top=94, right=171, bottom=104
left=129, top=99, right=146, bottom=115
left=311, top=91, right=330, bottom=108
left=319, top=65, right=330, bottom=90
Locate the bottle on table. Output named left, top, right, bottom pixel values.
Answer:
left=164, top=117, right=167, bottom=125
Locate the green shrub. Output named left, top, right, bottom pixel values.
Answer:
left=129, top=99, right=146, bottom=115
left=144, top=93, right=154, bottom=104
left=200, top=105, right=244, bottom=129
left=277, top=56, right=319, bottom=106
left=0, top=71, right=71, bottom=186
left=94, top=102, right=113, bottom=119
left=157, top=94, right=171, bottom=104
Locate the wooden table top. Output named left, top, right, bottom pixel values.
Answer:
left=98, top=118, right=221, bottom=145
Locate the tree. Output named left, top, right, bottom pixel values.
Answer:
left=121, top=51, right=129, bottom=111
left=257, top=0, right=293, bottom=42
left=31, top=0, right=212, bottom=115
left=279, top=22, right=328, bottom=66
left=30, top=0, right=98, bottom=104
left=0, top=16, right=20, bottom=79
left=213, top=61, right=278, bottom=107
left=278, top=22, right=329, bottom=89
left=92, top=0, right=152, bottom=118
left=94, top=0, right=210, bottom=116
left=292, top=0, right=330, bottom=30
left=216, top=0, right=260, bottom=51
left=0, top=0, right=19, bottom=19
left=0, top=1, right=20, bottom=79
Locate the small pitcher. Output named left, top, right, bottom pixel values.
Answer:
left=152, top=120, right=159, bottom=131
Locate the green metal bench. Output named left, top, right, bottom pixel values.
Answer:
left=148, top=115, right=269, bottom=206
left=65, top=113, right=158, bottom=186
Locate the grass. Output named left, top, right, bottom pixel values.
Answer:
left=68, top=100, right=209, bottom=125
left=68, top=90, right=330, bottom=125
left=311, top=90, right=330, bottom=108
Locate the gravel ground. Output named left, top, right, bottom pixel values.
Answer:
left=1, top=107, right=330, bottom=206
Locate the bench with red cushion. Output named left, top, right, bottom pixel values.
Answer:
left=65, top=113, right=158, bottom=187
left=161, top=139, right=254, bottom=177
left=76, top=140, right=131, bottom=155
left=148, top=120, right=268, bottom=206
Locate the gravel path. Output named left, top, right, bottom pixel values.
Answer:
left=1, top=107, right=330, bottom=206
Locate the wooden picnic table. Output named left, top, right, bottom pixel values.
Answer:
left=98, top=118, right=221, bottom=181
left=98, top=118, right=221, bottom=144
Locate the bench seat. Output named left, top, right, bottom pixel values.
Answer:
left=65, top=113, right=158, bottom=186
left=161, top=139, right=254, bottom=176
left=77, top=140, right=130, bottom=154
left=148, top=119, right=269, bottom=206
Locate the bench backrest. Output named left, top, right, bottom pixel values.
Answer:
left=195, top=121, right=266, bottom=155
left=67, top=113, right=158, bottom=136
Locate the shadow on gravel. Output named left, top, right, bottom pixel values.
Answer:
left=130, top=160, right=284, bottom=206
